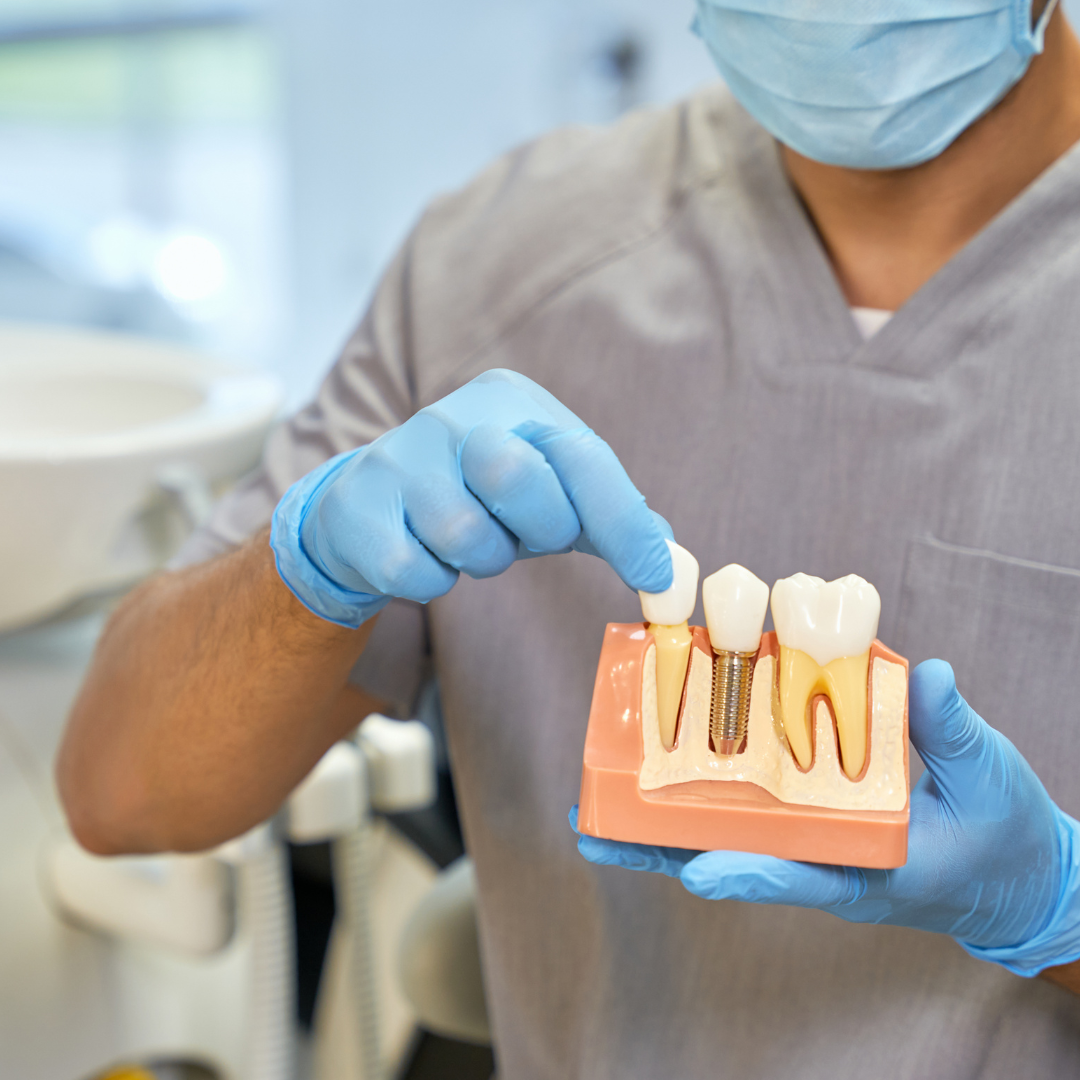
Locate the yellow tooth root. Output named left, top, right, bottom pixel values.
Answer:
left=777, top=646, right=871, bottom=778
left=649, top=622, right=693, bottom=751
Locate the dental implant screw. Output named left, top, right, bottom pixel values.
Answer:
left=702, top=563, right=770, bottom=755
left=710, top=649, right=756, bottom=756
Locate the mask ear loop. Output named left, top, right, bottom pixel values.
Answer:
left=1018, top=0, right=1061, bottom=54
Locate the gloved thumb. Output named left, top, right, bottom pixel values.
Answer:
left=908, top=658, right=1001, bottom=811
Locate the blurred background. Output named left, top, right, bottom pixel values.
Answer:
left=0, top=3, right=718, bottom=1079
left=0, top=0, right=717, bottom=406
left=9, top=3, right=1080, bottom=1079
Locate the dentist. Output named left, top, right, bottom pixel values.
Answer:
left=61, top=1, right=1080, bottom=1076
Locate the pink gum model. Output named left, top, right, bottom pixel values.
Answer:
left=577, top=624, right=910, bottom=869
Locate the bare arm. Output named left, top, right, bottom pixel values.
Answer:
left=1041, top=959, right=1080, bottom=995
left=57, top=368, right=678, bottom=858
left=57, top=528, right=378, bottom=855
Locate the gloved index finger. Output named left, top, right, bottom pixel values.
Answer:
left=680, top=850, right=870, bottom=910
left=571, top=808, right=699, bottom=878
left=571, top=509, right=674, bottom=558
left=516, top=420, right=673, bottom=593
left=459, top=423, right=584, bottom=556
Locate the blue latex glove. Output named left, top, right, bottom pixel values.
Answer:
left=575, top=660, right=1080, bottom=977
left=271, top=368, right=673, bottom=628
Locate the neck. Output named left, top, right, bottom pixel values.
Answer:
left=782, top=9, right=1080, bottom=310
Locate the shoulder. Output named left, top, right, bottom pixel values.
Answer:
left=405, top=83, right=757, bottom=399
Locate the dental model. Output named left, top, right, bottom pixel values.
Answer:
left=702, top=564, right=770, bottom=756
left=638, top=541, right=699, bottom=750
left=579, top=560, right=910, bottom=868
left=771, top=574, right=881, bottom=779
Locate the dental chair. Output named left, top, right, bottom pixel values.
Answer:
left=398, top=855, right=490, bottom=1047
left=0, top=322, right=491, bottom=1080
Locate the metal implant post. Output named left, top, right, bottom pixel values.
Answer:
left=710, top=649, right=756, bottom=756
left=703, top=563, right=770, bottom=756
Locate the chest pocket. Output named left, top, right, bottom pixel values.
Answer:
left=894, top=536, right=1080, bottom=818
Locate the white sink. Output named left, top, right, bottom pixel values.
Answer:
left=0, top=322, right=281, bottom=632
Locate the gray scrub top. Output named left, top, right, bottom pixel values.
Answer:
left=177, top=85, right=1080, bottom=1078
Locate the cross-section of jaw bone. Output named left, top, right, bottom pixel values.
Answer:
left=638, top=541, right=699, bottom=751
left=770, top=574, right=881, bottom=779
left=636, top=640, right=907, bottom=814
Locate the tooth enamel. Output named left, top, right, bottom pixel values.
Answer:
left=702, top=564, right=769, bottom=655
left=639, top=540, right=699, bottom=627
left=639, top=541, right=699, bottom=750
left=770, top=573, right=881, bottom=668
left=770, top=574, right=881, bottom=778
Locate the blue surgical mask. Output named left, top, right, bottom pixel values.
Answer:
left=693, top=0, right=1060, bottom=170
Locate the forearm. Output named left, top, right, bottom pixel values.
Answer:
left=57, top=528, right=374, bottom=854
left=1041, top=957, right=1080, bottom=995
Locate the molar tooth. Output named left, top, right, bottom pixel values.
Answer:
left=770, top=573, right=881, bottom=778
left=639, top=541, right=699, bottom=750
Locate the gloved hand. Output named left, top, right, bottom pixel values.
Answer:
left=575, top=659, right=1080, bottom=976
left=271, top=368, right=673, bottom=628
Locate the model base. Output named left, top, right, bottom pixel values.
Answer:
left=578, top=623, right=910, bottom=869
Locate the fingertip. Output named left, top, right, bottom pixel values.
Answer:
left=568, top=805, right=580, bottom=834
left=907, top=652, right=989, bottom=764
left=651, top=510, right=674, bottom=543
left=679, top=849, right=756, bottom=890
left=909, top=658, right=968, bottom=739
left=678, top=854, right=715, bottom=897
left=627, top=528, right=674, bottom=594
left=910, top=659, right=957, bottom=711
left=680, top=851, right=854, bottom=908
left=680, top=850, right=757, bottom=901
left=576, top=833, right=618, bottom=866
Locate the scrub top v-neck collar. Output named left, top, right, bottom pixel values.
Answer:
left=720, top=97, right=1080, bottom=380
